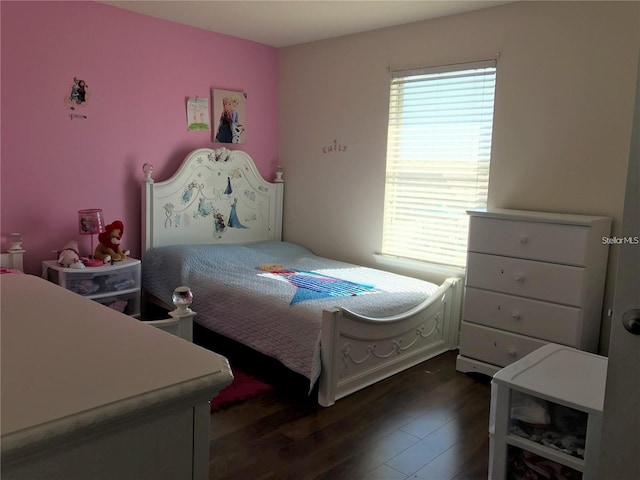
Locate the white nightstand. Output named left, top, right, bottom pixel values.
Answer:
left=42, top=258, right=141, bottom=317
left=489, top=344, right=607, bottom=480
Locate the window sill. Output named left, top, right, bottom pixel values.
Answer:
left=373, top=254, right=466, bottom=280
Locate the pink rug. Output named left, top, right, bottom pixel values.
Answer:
left=210, top=369, right=273, bottom=411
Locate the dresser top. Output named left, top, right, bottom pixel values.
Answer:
left=468, top=208, right=612, bottom=227
left=1, top=274, right=232, bottom=455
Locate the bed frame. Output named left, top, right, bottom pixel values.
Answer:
left=142, top=147, right=463, bottom=406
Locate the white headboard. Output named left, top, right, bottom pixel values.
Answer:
left=142, top=147, right=283, bottom=253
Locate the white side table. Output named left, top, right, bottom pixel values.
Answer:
left=489, top=344, right=607, bottom=480
left=42, top=258, right=141, bottom=317
left=1, top=249, right=25, bottom=272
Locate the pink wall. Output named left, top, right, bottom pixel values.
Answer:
left=1, top=1, right=279, bottom=274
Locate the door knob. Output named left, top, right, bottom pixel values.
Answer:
left=622, top=309, right=640, bottom=335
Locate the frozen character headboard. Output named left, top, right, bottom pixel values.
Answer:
left=142, top=147, right=283, bottom=252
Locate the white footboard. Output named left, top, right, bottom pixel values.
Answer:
left=318, top=277, right=462, bottom=407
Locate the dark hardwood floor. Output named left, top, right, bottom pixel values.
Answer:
left=194, top=325, right=492, bottom=480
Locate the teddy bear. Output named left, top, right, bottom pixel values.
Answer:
left=57, top=240, right=85, bottom=269
left=94, top=220, right=130, bottom=263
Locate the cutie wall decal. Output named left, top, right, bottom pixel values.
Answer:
left=322, top=139, right=348, bottom=154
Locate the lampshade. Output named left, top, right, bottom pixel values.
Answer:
left=78, top=209, right=105, bottom=266
left=78, top=209, right=105, bottom=235
left=8, top=232, right=23, bottom=252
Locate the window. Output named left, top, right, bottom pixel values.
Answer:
left=382, top=60, right=497, bottom=269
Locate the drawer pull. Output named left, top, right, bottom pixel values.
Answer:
left=511, top=312, right=521, bottom=320
left=518, top=236, right=528, bottom=244
left=507, top=348, right=517, bottom=357
left=514, top=275, right=525, bottom=283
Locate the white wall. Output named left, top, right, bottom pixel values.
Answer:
left=278, top=1, right=639, bottom=354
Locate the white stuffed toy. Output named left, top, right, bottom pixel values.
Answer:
left=58, top=240, right=85, bottom=269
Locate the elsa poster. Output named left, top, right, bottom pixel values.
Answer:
left=212, top=89, right=247, bottom=144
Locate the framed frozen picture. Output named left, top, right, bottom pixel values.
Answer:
left=212, top=88, right=247, bottom=144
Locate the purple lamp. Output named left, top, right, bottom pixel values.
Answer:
left=78, top=208, right=105, bottom=267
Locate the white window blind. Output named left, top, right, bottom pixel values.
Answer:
left=382, top=60, right=496, bottom=269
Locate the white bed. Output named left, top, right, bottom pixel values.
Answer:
left=142, top=147, right=463, bottom=406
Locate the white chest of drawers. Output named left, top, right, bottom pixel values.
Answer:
left=456, top=208, right=611, bottom=376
